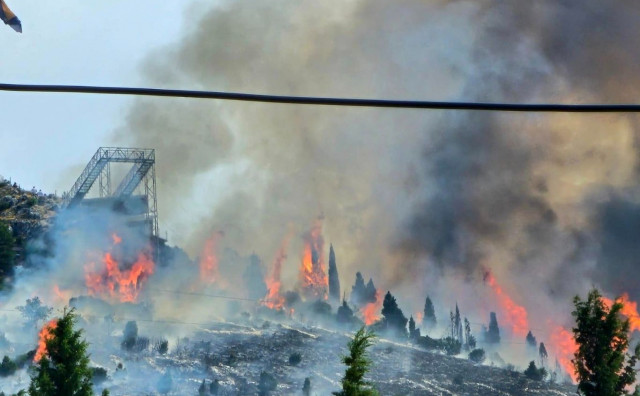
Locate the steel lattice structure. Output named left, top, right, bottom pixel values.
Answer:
left=63, top=147, right=159, bottom=237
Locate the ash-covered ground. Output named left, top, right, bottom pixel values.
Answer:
left=3, top=313, right=576, bottom=396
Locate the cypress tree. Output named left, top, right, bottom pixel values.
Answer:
left=28, top=308, right=94, bottom=396
left=350, top=272, right=367, bottom=307
left=484, top=312, right=500, bottom=344
left=526, top=331, right=537, bottom=349
left=302, top=378, right=311, bottom=396
left=539, top=342, right=548, bottom=367
left=423, top=296, right=436, bottom=332
left=328, top=244, right=341, bottom=304
left=243, top=254, right=267, bottom=300
left=365, top=279, right=377, bottom=304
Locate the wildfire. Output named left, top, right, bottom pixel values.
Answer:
left=263, top=238, right=289, bottom=310
left=299, top=218, right=328, bottom=300
left=415, top=311, right=424, bottom=324
left=361, top=290, right=382, bottom=325
left=52, top=285, right=71, bottom=304
left=112, top=233, right=122, bottom=245
left=483, top=270, right=529, bottom=337
left=199, top=232, right=223, bottom=285
left=549, top=325, right=577, bottom=382
left=602, top=293, right=640, bottom=332
left=85, top=233, right=155, bottom=303
left=34, top=319, right=58, bottom=362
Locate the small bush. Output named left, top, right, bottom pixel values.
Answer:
left=452, top=373, right=464, bottom=386
left=155, top=339, right=169, bottom=355
left=258, top=371, right=277, bottom=396
left=524, top=361, right=547, bottom=381
left=288, top=352, right=302, bottom=366
left=91, top=367, right=108, bottom=384
left=468, top=348, right=486, bottom=364
left=442, top=337, right=462, bottom=356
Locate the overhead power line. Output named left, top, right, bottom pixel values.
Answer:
left=2, top=82, right=640, bottom=112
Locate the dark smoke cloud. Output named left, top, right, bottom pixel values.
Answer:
left=112, top=0, right=640, bottom=319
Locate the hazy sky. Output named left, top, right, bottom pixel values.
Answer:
left=0, top=0, right=202, bottom=192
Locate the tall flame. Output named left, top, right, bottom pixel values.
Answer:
left=34, top=319, right=58, bottom=362
left=361, top=290, right=382, bottom=325
left=84, top=233, right=155, bottom=303
left=602, top=293, right=640, bottom=332
left=483, top=271, right=529, bottom=337
left=299, top=218, right=328, bottom=300
left=263, top=237, right=289, bottom=310
left=549, top=324, right=577, bottom=382
left=199, top=231, right=223, bottom=285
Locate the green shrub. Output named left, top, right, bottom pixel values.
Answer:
left=468, top=348, right=486, bottom=364
left=288, top=352, right=302, bottom=366
left=523, top=361, right=547, bottom=381
left=0, top=355, right=17, bottom=377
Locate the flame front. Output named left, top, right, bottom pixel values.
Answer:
left=484, top=271, right=529, bottom=337
left=299, top=219, right=328, bottom=300
left=34, top=319, right=58, bottom=362
left=549, top=325, right=577, bottom=382
left=361, top=290, right=382, bottom=325
left=602, top=293, right=640, bottom=332
left=200, top=232, right=222, bottom=285
left=263, top=238, right=289, bottom=310
left=84, top=233, right=155, bottom=303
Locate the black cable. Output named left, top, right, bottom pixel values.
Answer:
left=2, top=82, right=640, bottom=112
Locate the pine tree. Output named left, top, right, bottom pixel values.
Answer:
left=333, top=327, right=379, bottom=396
left=484, top=312, right=500, bottom=344
left=572, top=289, right=640, bottom=396
left=328, top=244, right=341, bottom=304
left=210, top=379, right=220, bottom=395
left=422, top=296, right=436, bottom=332
left=337, top=300, right=357, bottom=326
left=381, top=291, right=408, bottom=338
left=198, top=379, right=207, bottom=396
left=28, top=308, right=94, bottom=396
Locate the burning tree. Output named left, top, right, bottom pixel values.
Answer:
left=572, top=288, right=640, bottom=396
left=328, top=244, right=341, bottom=304
left=299, top=218, right=328, bottom=300
left=28, top=308, right=95, bottom=396
left=350, top=272, right=377, bottom=308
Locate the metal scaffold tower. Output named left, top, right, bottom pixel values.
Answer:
left=63, top=147, right=159, bottom=237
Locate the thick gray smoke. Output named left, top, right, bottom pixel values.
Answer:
left=112, top=0, right=640, bottom=335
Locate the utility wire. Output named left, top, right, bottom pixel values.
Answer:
left=2, top=82, right=640, bottom=112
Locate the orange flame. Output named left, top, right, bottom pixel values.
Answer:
left=85, top=234, right=155, bottom=302
left=263, top=238, right=289, bottom=310
left=34, top=319, right=58, bottom=362
left=361, top=290, right=382, bottom=325
left=199, top=232, right=223, bottom=285
left=299, top=218, right=328, bottom=300
left=484, top=271, right=529, bottom=337
left=549, top=325, right=577, bottom=382
left=602, top=293, right=640, bottom=332
left=52, top=285, right=71, bottom=304
left=415, top=311, right=424, bottom=324
left=112, top=233, right=122, bottom=245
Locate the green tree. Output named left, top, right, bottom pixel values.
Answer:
left=0, top=222, right=14, bottom=287
left=524, top=361, right=547, bottom=381
left=333, top=327, right=379, bottom=396
left=28, top=308, right=94, bottom=396
left=302, top=377, right=311, bottom=396
left=572, top=289, right=640, bottom=396
left=381, top=291, right=407, bottom=338
left=328, top=244, right=341, bottom=304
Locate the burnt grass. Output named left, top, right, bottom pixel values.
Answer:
left=98, top=320, right=577, bottom=395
